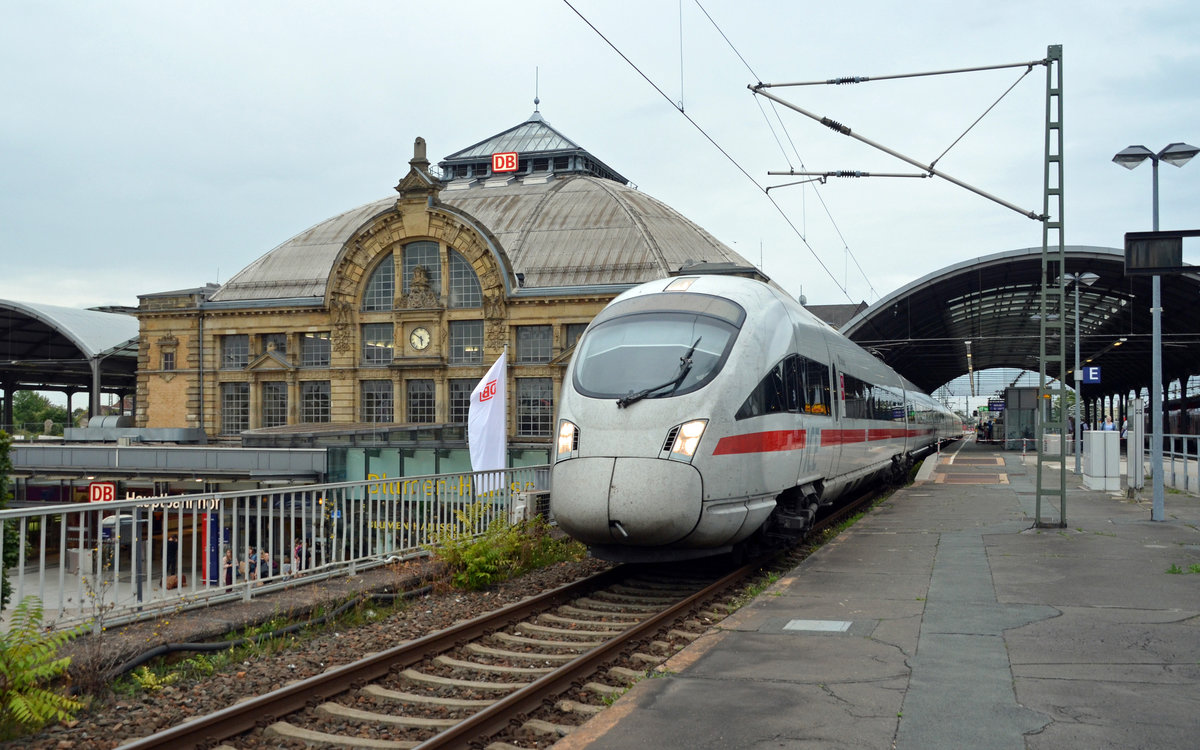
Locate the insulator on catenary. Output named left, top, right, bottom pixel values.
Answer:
left=820, top=117, right=851, bottom=135
left=827, top=76, right=869, bottom=85
left=834, top=171, right=865, bottom=178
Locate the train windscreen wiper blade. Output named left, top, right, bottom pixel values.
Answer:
left=616, top=337, right=701, bottom=409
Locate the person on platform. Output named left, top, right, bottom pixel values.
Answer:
left=1102, top=415, right=1116, bottom=431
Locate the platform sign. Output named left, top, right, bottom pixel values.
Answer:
left=1123, top=229, right=1200, bottom=275
left=987, top=398, right=1006, bottom=412
left=492, top=152, right=518, bottom=173
left=1082, top=366, right=1101, bottom=384
left=89, top=482, right=116, bottom=502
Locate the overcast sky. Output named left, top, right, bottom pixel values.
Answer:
left=3, top=0, right=1198, bottom=314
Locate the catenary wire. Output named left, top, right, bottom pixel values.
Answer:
left=691, top=0, right=878, bottom=300
left=560, top=0, right=857, bottom=302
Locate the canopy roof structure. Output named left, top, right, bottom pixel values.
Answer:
left=0, top=300, right=138, bottom=417
left=842, top=246, right=1200, bottom=398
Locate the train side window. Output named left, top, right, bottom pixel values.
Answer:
left=782, top=355, right=801, bottom=412
left=735, top=362, right=785, bottom=419
left=842, top=373, right=869, bottom=420
left=874, top=384, right=904, bottom=421
left=802, top=358, right=831, bottom=416
left=736, top=354, right=832, bottom=420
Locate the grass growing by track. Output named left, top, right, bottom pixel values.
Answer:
left=106, top=593, right=418, bottom=701
left=104, top=515, right=585, bottom=699
left=428, top=511, right=587, bottom=591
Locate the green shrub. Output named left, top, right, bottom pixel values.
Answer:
left=430, top=506, right=585, bottom=591
left=0, top=596, right=83, bottom=740
left=0, top=431, right=22, bottom=610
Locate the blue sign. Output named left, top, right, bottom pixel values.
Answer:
left=1083, top=366, right=1101, bottom=384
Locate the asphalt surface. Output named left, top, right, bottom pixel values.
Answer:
left=554, top=440, right=1200, bottom=750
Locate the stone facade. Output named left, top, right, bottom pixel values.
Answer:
left=135, top=153, right=613, bottom=450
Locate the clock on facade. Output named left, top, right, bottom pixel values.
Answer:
left=409, top=327, right=431, bottom=351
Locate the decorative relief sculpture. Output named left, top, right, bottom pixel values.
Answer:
left=332, top=296, right=353, bottom=352
left=486, top=320, right=507, bottom=350
left=398, top=265, right=441, bottom=309
left=483, top=290, right=505, bottom=320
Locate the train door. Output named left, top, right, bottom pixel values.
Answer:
left=800, top=355, right=838, bottom=487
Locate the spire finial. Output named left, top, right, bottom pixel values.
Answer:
left=534, top=66, right=540, bottom=111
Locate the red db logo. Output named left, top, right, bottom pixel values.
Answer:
left=480, top=380, right=497, bottom=401
left=492, top=152, right=518, bottom=173
left=89, top=482, right=116, bottom=502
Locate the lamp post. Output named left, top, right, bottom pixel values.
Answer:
left=1113, top=142, right=1200, bottom=521
left=1063, top=271, right=1099, bottom=474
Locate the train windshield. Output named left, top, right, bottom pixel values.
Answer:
left=572, top=312, right=738, bottom=400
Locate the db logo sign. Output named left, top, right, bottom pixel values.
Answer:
left=492, top=152, right=518, bottom=173
left=89, top=482, right=117, bottom=502
left=479, top=379, right=498, bottom=402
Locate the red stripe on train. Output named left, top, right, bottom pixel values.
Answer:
left=821, top=427, right=933, bottom=446
left=712, top=429, right=807, bottom=455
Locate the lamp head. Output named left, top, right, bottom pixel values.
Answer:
left=1160, top=142, right=1199, bottom=167
left=1113, top=145, right=1155, bottom=169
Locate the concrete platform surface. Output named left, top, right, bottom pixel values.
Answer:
left=555, top=440, right=1200, bottom=750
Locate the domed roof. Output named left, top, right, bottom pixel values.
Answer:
left=211, top=174, right=749, bottom=302
left=211, top=116, right=753, bottom=303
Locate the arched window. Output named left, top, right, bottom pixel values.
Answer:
left=362, top=255, right=395, bottom=311
left=403, top=241, right=441, bottom=297
left=448, top=249, right=482, bottom=308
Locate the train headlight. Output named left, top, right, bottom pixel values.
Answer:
left=668, top=419, right=707, bottom=462
left=556, top=420, right=579, bottom=461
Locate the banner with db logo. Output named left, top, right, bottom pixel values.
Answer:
left=469, top=349, right=507, bottom=492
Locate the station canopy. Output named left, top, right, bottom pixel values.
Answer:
left=0, top=300, right=138, bottom=398
left=841, top=246, right=1200, bottom=397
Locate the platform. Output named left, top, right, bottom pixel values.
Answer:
left=555, top=439, right=1200, bottom=750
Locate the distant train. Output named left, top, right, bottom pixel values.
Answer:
left=1165, top=403, right=1200, bottom=436
left=550, top=275, right=959, bottom=563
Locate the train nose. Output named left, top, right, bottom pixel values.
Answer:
left=551, top=457, right=703, bottom=546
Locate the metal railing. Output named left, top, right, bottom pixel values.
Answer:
left=0, top=465, right=550, bottom=633
left=1164, top=434, right=1199, bottom=494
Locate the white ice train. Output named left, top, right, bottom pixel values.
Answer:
left=550, top=274, right=959, bottom=562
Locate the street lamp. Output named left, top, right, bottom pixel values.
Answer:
left=1112, top=141, right=1199, bottom=521
left=1061, top=271, right=1099, bottom=474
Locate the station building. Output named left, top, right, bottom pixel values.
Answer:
left=134, top=110, right=758, bottom=482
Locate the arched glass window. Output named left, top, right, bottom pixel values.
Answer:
left=448, top=249, right=482, bottom=308
left=362, top=255, right=395, bottom=311
left=403, top=241, right=441, bottom=297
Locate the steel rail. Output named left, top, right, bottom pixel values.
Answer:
left=121, top=478, right=906, bottom=749
left=413, top=560, right=759, bottom=749
left=418, top=486, right=888, bottom=748
left=117, top=566, right=631, bottom=750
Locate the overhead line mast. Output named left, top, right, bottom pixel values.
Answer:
left=751, top=47, right=1067, bottom=524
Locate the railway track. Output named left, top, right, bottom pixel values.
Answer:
left=118, top=564, right=746, bottom=749
left=118, top=488, right=882, bottom=750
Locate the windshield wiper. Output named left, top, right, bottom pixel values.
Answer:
left=616, top=337, right=701, bottom=409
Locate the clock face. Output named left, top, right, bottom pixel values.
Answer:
left=409, top=327, right=431, bottom=351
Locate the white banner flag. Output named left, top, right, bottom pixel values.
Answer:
left=468, top=349, right=507, bottom=492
